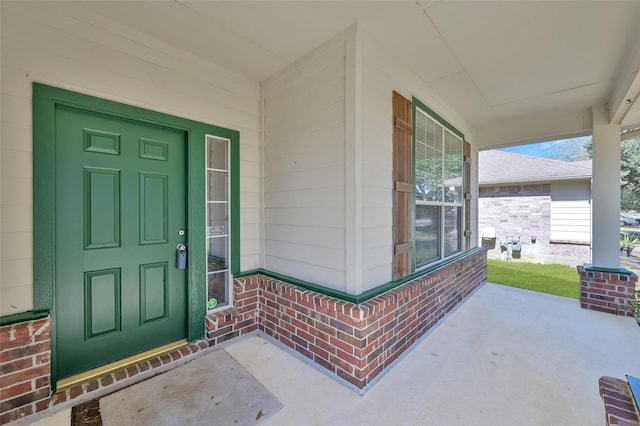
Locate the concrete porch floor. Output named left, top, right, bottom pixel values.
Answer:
left=34, top=283, right=640, bottom=426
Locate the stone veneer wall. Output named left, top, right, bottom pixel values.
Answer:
left=0, top=249, right=486, bottom=424
left=577, top=266, right=638, bottom=316
left=207, top=248, right=487, bottom=391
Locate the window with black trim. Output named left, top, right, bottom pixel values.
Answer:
left=413, top=101, right=464, bottom=268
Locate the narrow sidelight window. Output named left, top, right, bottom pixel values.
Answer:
left=206, top=135, right=231, bottom=310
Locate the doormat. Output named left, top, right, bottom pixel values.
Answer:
left=100, top=349, right=283, bottom=425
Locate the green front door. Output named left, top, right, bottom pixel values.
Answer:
left=54, top=106, right=187, bottom=379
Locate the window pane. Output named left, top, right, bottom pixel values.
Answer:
left=207, top=272, right=228, bottom=309
left=207, top=136, right=228, bottom=170
left=444, top=131, right=463, bottom=203
left=415, top=112, right=443, bottom=202
left=207, top=170, right=228, bottom=202
left=415, top=205, right=441, bottom=267
left=207, top=203, right=228, bottom=236
left=426, top=115, right=443, bottom=202
left=208, top=237, right=228, bottom=271
left=415, top=112, right=427, bottom=144
left=426, top=155, right=443, bottom=202
left=444, top=207, right=462, bottom=257
left=415, top=140, right=428, bottom=201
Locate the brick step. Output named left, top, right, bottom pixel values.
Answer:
left=599, top=376, right=640, bottom=426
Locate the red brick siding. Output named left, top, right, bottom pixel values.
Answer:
left=206, top=249, right=487, bottom=391
left=0, top=318, right=51, bottom=425
left=599, top=377, right=640, bottom=426
left=205, top=275, right=260, bottom=345
left=577, top=266, right=638, bottom=317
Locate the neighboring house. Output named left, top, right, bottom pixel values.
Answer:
left=1, top=3, right=639, bottom=425
left=478, top=150, right=592, bottom=266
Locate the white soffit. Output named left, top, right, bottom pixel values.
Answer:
left=78, top=0, right=292, bottom=81
left=425, top=2, right=638, bottom=106
left=490, top=79, right=615, bottom=122
left=427, top=72, right=496, bottom=126
left=7, top=0, right=640, bottom=146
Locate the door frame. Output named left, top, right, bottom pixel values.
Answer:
left=33, top=83, right=240, bottom=389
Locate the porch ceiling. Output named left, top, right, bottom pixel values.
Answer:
left=14, top=1, right=640, bottom=148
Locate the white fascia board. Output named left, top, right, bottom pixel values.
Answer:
left=609, top=28, right=640, bottom=125
left=621, top=128, right=640, bottom=141
left=479, top=177, right=591, bottom=187
left=475, top=108, right=593, bottom=150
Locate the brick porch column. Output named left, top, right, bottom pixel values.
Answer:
left=577, top=265, right=638, bottom=317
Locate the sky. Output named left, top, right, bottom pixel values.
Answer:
left=497, top=136, right=591, bottom=159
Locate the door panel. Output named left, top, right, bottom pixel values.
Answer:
left=84, top=268, right=121, bottom=338
left=84, top=168, right=120, bottom=249
left=140, top=262, right=169, bottom=323
left=54, top=106, right=187, bottom=379
left=140, top=173, right=168, bottom=244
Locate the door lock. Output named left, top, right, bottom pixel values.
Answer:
left=176, top=243, right=187, bottom=269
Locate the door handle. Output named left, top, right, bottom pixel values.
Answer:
left=176, top=243, right=187, bottom=269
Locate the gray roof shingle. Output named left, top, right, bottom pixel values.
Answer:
left=479, top=150, right=592, bottom=185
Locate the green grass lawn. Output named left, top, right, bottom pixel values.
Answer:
left=487, top=259, right=579, bottom=299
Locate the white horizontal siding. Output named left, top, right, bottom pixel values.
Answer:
left=266, top=121, right=345, bottom=161
left=265, top=164, right=346, bottom=191
left=266, top=225, right=345, bottom=249
left=265, top=207, right=346, bottom=228
left=550, top=181, right=591, bottom=243
left=0, top=3, right=261, bottom=315
left=265, top=187, right=346, bottom=209
left=263, top=36, right=348, bottom=290
left=363, top=207, right=393, bottom=229
left=263, top=256, right=346, bottom=290
left=266, top=102, right=345, bottom=147
left=267, top=240, right=346, bottom=270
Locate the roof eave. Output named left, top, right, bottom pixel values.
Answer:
left=479, top=176, right=592, bottom=186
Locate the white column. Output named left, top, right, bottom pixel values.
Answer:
left=591, top=105, right=621, bottom=269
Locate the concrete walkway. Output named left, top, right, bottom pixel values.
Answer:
left=226, top=283, right=640, bottom=426
left=32, top=283, right=640, bottom=426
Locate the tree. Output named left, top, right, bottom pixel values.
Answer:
left=543, top=138, right=591, bottom=161
left=543, top=134, right=640, bottom=211
left=620, top=137, right=640, bottom=211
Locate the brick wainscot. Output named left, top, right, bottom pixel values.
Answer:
left=208, top=248, right=487, bottom=391
left=0, top=317, right=50, bottom=424
left=0, top=248, right=486, bottom=424
left=577, top=265, right=638, bottom=317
